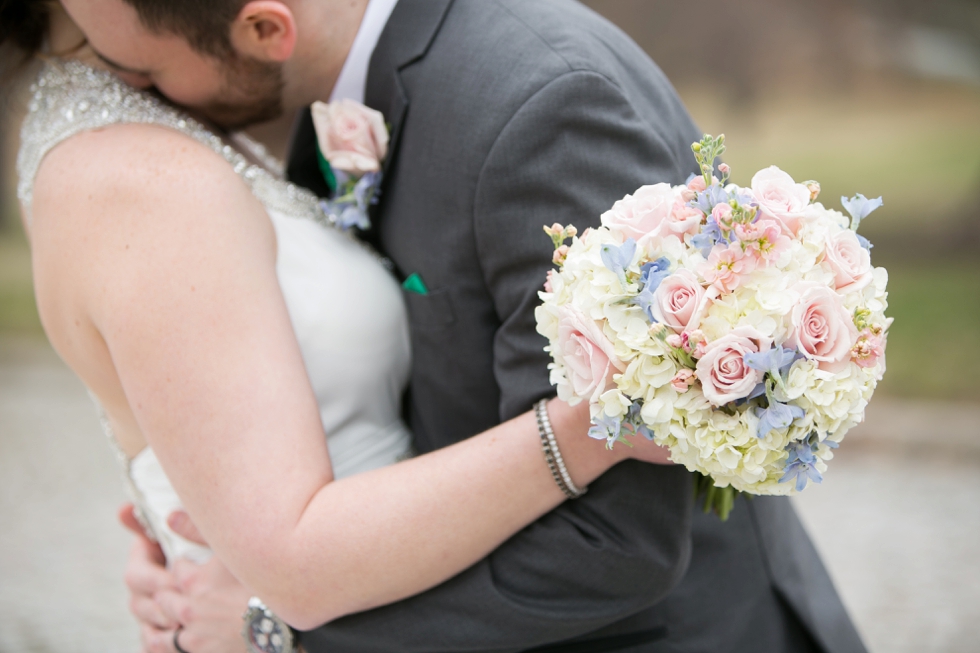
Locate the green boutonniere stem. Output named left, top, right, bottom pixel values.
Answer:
left=315, top=142, right=338, bottom=196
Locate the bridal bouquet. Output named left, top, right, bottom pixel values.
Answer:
left=535, top=135, right=890, bottom=519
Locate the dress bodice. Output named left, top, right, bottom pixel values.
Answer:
left=18, top=61, right=413, bottom=564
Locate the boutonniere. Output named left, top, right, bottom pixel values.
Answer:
left=311, top=99, right=389, bottom=231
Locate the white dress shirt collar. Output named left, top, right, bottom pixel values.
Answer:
left=328, top=0, right=400, bottom=104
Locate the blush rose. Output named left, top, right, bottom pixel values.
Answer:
left=787, top=283, right=859, bottom=371
left=651, top=269, right=706, bottom=333
left=695, top=326, right=772, bottom=406
left=823, top=229, right=873, bottom=294
left=751, top=166, right=812, bottom=236
left=311, top=99, right=389, bottom=176
left=600, top=183, right=677, bottom=244
left=557, top=306, right=625, bottom=403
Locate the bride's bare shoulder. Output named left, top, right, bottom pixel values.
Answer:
left=28, top=121, right=276, bottom=333
left=32, top=122, right=267, bottom=227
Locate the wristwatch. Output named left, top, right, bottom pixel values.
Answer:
left=242, top=597, right=299, bottom=653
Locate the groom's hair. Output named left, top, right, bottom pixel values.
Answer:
left=120, top=0, right=246, bottom=57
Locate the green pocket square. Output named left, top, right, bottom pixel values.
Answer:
left=402, top=273, right=429, bottom=295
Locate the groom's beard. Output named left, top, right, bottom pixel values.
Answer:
left=200, top=55, right=284, bottom=131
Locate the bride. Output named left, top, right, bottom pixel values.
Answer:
left=6, top=1, right=671, bottom=648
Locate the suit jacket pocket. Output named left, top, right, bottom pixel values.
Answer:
left=404, top=287, right=456, bottom=328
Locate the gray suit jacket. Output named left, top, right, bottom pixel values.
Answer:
left=287, top=2, right=867, bottom=652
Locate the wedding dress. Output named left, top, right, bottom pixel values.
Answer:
left=17, top=60, right=414, bottom=564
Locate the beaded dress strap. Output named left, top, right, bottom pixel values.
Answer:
left=16, top=60, right=334, bottom=229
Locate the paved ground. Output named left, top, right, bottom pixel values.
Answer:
left=2, top=337, right=979, bottom=653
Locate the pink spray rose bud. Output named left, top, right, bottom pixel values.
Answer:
left=718, top=163, right=731, bottom=176
left=688, top=176, right=708, bottom=193
left=565, top=225, right=578, bottom=238
left=711, top=202, right=735, bottom=231
left=543, top=223, right=565, bottom=237
left=666, top=334, right=684, bottom=349
left=806, top=181, right=821, bottom=202
left=552, top=245, right=570, bottom=265
left=666, top=201, right=704, bottom=237
left=671, top=369, right=697, bottom=392
left=311, top=99, right=389, bottom=176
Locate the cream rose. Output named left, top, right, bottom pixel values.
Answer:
left=600, top=183, right=677, bottom=244
left=751, top=166, right=812, bottom=236
left=695, top=327, right=771, bottom=406
left=787, top=283, right=859, bottom=371
left=651, top=269, right=706, bottom=333
left=556, top=306, right=625, bottom=403
left=311, top=99, right=389, bottom=176
left=823, top=230, right=873, bottom=294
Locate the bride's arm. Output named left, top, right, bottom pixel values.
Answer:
left=31, top=125, right=658, bottom=630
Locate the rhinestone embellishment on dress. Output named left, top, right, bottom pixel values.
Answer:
left=16, top=60, right=339, bottom=233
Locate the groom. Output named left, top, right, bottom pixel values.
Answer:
left=65, top=0, right=866, bottom=651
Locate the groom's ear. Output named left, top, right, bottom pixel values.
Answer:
left=230, top=1, right=297, bottom=62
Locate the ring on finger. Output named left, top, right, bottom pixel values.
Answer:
left=173, top=626, right=192, bottom=653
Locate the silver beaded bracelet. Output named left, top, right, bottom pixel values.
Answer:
left=534, top=399, right=587, bottom=499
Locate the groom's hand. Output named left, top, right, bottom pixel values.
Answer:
left=119, top=504, right=180, bottom=632
left=155, top=556, right=253, bottom=653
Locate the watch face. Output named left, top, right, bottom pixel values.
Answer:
left=245, top=608, right=292, bottom=653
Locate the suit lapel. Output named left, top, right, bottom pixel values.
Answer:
left=285, top=0, right=454, bottom=234
left=365, top=0, right=454, bottom=224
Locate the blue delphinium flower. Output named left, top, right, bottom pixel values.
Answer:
left=779, top=434, right=827, bottom=492
left=635, top=256, right=671, bottom=322
left=691, top=217, right=731, bottom=257
left=744, top=346, right=801, bottom=382
left=601, top=238, right=638, bottom=288
left=754, top=401, right=805, bottom=439
left=841, top=193, right=883, bottom=231
left=692, top=185, right=731, bottom=215
left=353, top=171, right=382, bottom=209
left=588, top=414, right=625, bottom=449
left=625, top=403, right=655, bottom=440
left=855, top=234, right=874, bottom=251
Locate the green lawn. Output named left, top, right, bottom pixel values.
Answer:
left=874, top=256, right=980, bottom=402
left=0, top=220, right=42, bottom=335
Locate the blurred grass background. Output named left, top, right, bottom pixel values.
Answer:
left=1, top=0, right=978, bottom=401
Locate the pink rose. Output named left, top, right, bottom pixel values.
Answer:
left=688, top=176, right=708, bottom=193
left=700, top=243, right=756, bottom=293
left=311, top=99, right=389, bottom=176
left=695, top=327, right=772, bottom=406
left=600, top=183, right=677, bottom=244
left=556, top=307, right=625, bottom=402
left=665, top=201, right=704, bottom=237
left=787, top=283, right=859, bottom=371
left=750, top=166, right=812, bottom=236
left=651, top=269, right=706, bottom=333
left=823, top=230, right=873, bottom=294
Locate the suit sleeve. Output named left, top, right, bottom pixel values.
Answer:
left=303, top=71, right=699, bottom=653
